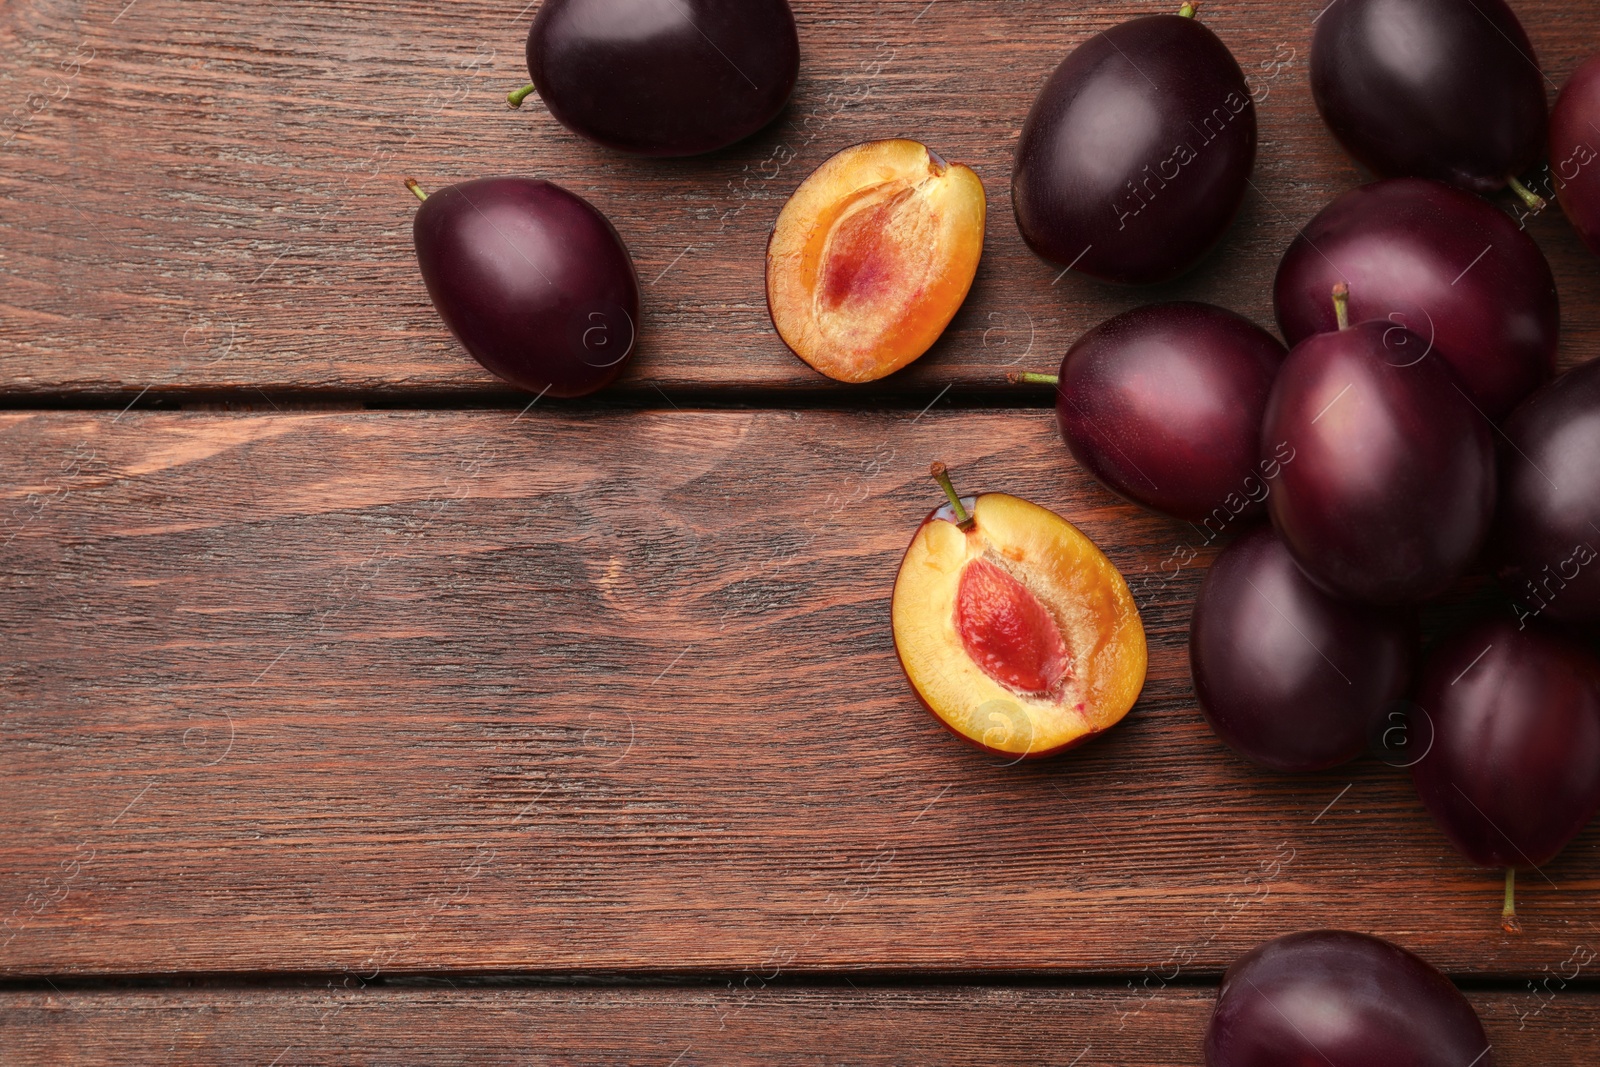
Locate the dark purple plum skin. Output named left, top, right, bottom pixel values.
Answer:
left=1411, top=618, right=1600, bottom=869
left=412, top=177, right=641, bottom=398
left=1311, top=0, right=1546, bottom=194
left=1190, top=527, right=1415, bottom=772
left=1494, top=359, right=1600, bottom=623
left=1205, top=930, right=1492, bottom=1067
left=1262, top=320, right=1495, bottom=606
left=526, top=0, right=799, bottom=157
left=1274, top=178, right=1558, bottom=420
left=1552, top=53, right=1600, bottom=254
left=1053, top=303, right=1285, bottom=523
left=1012, top=14, right=1256, bottom=285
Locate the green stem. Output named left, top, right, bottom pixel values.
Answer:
left=404, top=178, right=429, bottom=202
left=1008, top=371, right=1061, bottom=387
left=1178, top=2, right=1198, bottom=16
left=1332, top=282, right=1350, bottom=331
left=1501, top=867, right=1523, bottom=935
left=507, top=83, right=538, bottom=109
left=1508, top=175, right=1547, bottom=212
left=931, top=462, right=972, bottom=527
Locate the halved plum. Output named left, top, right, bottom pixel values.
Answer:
left=767, top=140, right=986, bottom=383
left=891, top=466, right=1147, bottom=759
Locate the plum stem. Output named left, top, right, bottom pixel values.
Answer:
left=931, top=462, right=973, bottom=528
left=1008, top=371, right=1060, bottom=387
left=1332, top=282, right=1351, bottom=331
left=404, top=178, right=429, bottom=203
left=1508, top=175, right=1548, bottom=213
left=1178, top=2, right=1198, bottom=16
left=1501, top=867, right=1523, bottom=934
left=508, top=84, right=538, bottom=109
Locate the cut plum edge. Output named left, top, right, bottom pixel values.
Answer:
left=891, top=491, right=1147, bottom=759
left=766, top=139, right=987, bottom=384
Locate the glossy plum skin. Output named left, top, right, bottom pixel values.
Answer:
left=1190, top=527, right=1415, bottom=772
left=1013, top=14, right=1256, bottom=285
left=1206, top=930, right=1492, bottom=1067
left=412, top=178, right=641, bottom=398
left=1411, top=618, right=1600, bottom=869
left=1311, top=0, right=1546, bottom=194
left=526, top=0, right=799, bottom=157
left=1552, top=53, right=1600, bottom=254
left=1274, top=179, right=1558, bottom=419
left=1053, top=304, right=1286, bottom=523
left=1262, top=321, right=1495, bottom=606
left=1494, top=359, right=1600, bottom=623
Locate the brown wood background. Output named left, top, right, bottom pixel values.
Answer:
left=4, top=0, right=1600, bottom=1061
left=4, top=0, right=1600, bottom=401
left=5, top=986, right=1600, bottom=1065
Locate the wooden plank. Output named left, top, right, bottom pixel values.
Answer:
left=2, top=0, right=1597, bottom=398
left=3, top=985, right=1599, bottom=1064
left=2, top=409, right=1597, bottom=977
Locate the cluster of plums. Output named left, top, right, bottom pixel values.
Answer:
left=1011, top=0, right=1600, bottom=946
left=401, top=0, right=1600, bottom=1061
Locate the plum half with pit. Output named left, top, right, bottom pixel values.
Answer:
left=891, top=464, right=1147, bottom=759
left=1190, top=526, right=1416, bottom=772
left=1013, top=303, right=1286, bottom=524
left=1206, top=930, right=1492, bottom=1066
left=512, top=0, right=800, bottom=157
left=1012, top=4, right=1256, bottom=285
left=1274, top=178, right=1558, bottom=419
left=408, top=177, right=641, bottom=398
left=1262, top=286, right=1495, bottom=606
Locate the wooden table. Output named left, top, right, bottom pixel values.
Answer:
left=3, top=0, right=1599, bottom=1061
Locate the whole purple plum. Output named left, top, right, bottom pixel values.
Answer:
left=1311, top=0, right=1546, bottom=195
left=1037, top=302, right=1286, bottom=524
left=410, top=177, right=640, bottom=398
left=1274, top=178, right=1557, bottom=419
left=1012, top=8, right=1256, bottom=285
left=1206, top=930, right=1492, bottom=1067
left=516, top=0, right=800, bottom=157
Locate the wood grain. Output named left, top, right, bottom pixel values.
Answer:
left=2, top=408, right=1596, bottom=978
left=2, top=0, right=1598, bottom=398
left=3, top=985, right=1599, bottom=1065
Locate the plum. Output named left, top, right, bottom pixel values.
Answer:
left=408, top=177, right=640, bottom=398
left=1206, top=930, right=1492, bottom=1066
left=767, top=140, right=986, bottom=383
left=1311, top=0, right=1547, bottom=196
left=1494, top=358, right=1600, bottom=624
left=891, top=464, right=1147, bottom=760
left=1552, top=53, right=1600, bottom=253
left=1015, top=303, right=1286, bottom=524
left=1274, top=178, right=1557, bottom=419
left=1190, top=526, right=1415, bottom=772
left=1411, top=617, right=1600, bottom=930
left=1012, top=5, right=1256, bottom=285
left=1262, top=288, right=1495, bottom=605
left=513, top=0, right=800, bottom=157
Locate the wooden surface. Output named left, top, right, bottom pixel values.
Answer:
left=2, top=0, right=1599, bottom=399
left=4, top=985, right=1600, bottom=1065
left=2, top=409, right=1597, bottom=980
left=6, top=0, right=1600, bottom=1059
